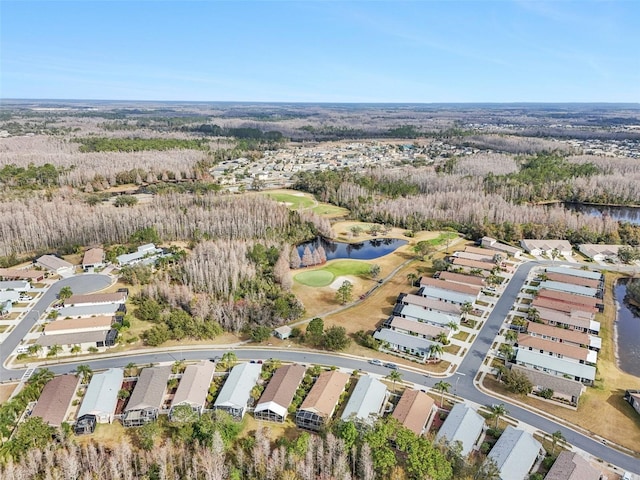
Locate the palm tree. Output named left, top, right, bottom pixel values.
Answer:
left=435, top=332, right=450, bottom=345
left=504, top=330, right=518, bottom=344
left=446, top=321, right=459, bottom=333
left=58, top=286, right=73, bottom=301
left=386, top=370, right=403, bottom=393
left=221, top=351, right=237, bottom=371
left=46, top=344, right=62, bottom=360
left=76, top=364, right=93, bottom=384
left=27, top=344, right=43, bottom=357
left=27, top=368, right=54, bottom=389
left=498, top=343, right=514, bottom=361
left=460, top=302, right=473, bottom=323
left=550, top=248, right=560, bottom=261
left=526, top=307, right=540, bottom=323
left=407, top=272, right=418, bottom=286
left=429, top=343, right=444, bottom=360
left=433, top=381, right=451, bottom=407
left=171, top=360, right=186, bottom=374
left=70, top=344, right=82, bottom=356
left=125, top=362, right=137, bottom=377
left=550, top=430, right=565, bottom=455
left=489, top=403, right=508, bottom=429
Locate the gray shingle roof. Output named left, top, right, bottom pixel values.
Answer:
left=214, top=363, right=262, bottom=411
left=340, top=375, right=387, bottom=423
left=435, top=403, right=485, bottom=456
left=488, top=426, right=542, bottom=480
left=125, top=366, right=171, bottom=412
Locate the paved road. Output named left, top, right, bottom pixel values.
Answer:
left=0, top=274, right=112, bottom=381
left=2, top=266, right=639, bottom=473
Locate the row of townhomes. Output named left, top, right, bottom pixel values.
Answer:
left=373, top=238, right=521, bottom=362
left=27, top=363, right=601, bottom=479
left=34, top=290, right=128, bottom=356
left=510, top=265, right=605, bottom=406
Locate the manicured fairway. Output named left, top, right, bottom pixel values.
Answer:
left=294, top=269, right=335, bottom=287
left=264, top=192, right=315, bottom=209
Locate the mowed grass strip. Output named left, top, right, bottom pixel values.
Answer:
left=264, top=192, right=315, bottom=209
left=294, top=270, right=335, bottom=287
left=312, top=203, right=349, bottom=217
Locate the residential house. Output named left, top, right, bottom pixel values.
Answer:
left=487, top=425, right=544, bottom=480
left=516, top=334, right=598, bottom=365
left=373, top=328, right=436, bottom=361
left=520, top=239, right=572, bottom=257
left=545, top=451, right=602, bottom=480
left=170, top=361, right=216, bottom=419
left=116, top=243, right=163, bottom=266
left=511, top=364, right=585, bottom=406
left=31, top=374, right=80, bottom=427
left=64, top=291, right=128, bottom=307
left=532, top=297, right=598, bottom=317
left=451, top=257, right=496, bottom=274
left=419, top=277, right=482, bottom=296
left=391, top=389, right=435, bottom=436
left=36, top=255, right=75, bottom=277
left=526, top=321, right=601, bottom=351
left=75, top=368, right=124, bottom=434
left=213, top=362, right=262, bottom=419
left=0, top=280, right=31, bottom=292
left=394, top=303, right=460, bottom=328
left=537, top=289, right=603, bottom=313
left=44, top=316, right=114, bottom=335
left=340, top=375, right=387, bottom=424
left=36, top=329, right=118, bottom=353
left=481, top=237, right=523, bottom=258
left=0, top=268, right=45, bottom=282
left=82, top=248, right=105, bottom=272
left=122, top=366, right=172, bottom=427
left=578, top=244, right=622, bottom=262
left=535, top=306, right=600, bottom=335
left=435, top=402, right=485, bottom=456
left=295, top=370, right=350, bottom=431
left=397, top=293, right=461, bottom=315
left=386, top=316, right=450, bottom=342
left=464, top=245, right=500, bottom=260
left=0, top=290, right=20, bottom=306
left=417, top=285, right=477, bottom=306
left=55, top=303, right=125, bottom=319
left=545, top=266, right=602, bottom=282
left=438, top=271, right=486, bottom=287
left=514, top=348, right=596, bottom=385
left=273, top=325, right=292, bottom=340
left=254, top=364, right=306, bottom=423
left=455, top=251, right=496, bottom=263
left=538, top=281, right=600, bottom=299
left=544, top=272, right=601, bottom=289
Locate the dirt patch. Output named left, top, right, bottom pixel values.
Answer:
left=0, top=383, right=18, bottom=403
left=328, top=275, right=351, bottom=290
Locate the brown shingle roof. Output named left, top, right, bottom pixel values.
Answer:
left=545, top=451, right=602, bottom=480
left=517, top=334, right=590, bottom=361
left=31, top=375, right=80, bottom=427
left=257, top=364, right=306, bottom=410
left=464, top=245, right=497, bottom=258
left=172, top=361, right=216, bottom=408
left=391, top=389, right=434, bottom=435
left=526, top=321, right=589, bottom=345
left=44, top=316, right=114, bottom=333
left=537, top=289, right=599, bottom=308
left=299, top=370, right=350, bottom=418
left=401, top=294, right=461, bottom=314
left=126, top=366, right=172, bottom=412
left=0, top=268, right=44, bottom=280
left=390, top=316, right=449, bottom=338
left=65, top=292, right=127, bottom=306
left=545, top=272, right=600, bottom=289
left=82, top=248, right=104, bottom=266
left=532, top=297, right=597, bottom=315
left=451, top=257, right=495, bottom=272
left=439, top=271, right=486, bottom=287
left=419, top=277, right=482, bottom=295
left=511, top=364, right=584, bottom=402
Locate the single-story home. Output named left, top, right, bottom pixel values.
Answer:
left=0, top=280, right=31, bottom=292
left=0, top=268, right=45, bottom=282
left=75, top=368, right=124, bottom=434
left=273, top=325, right=292, bottom=340
left=36, top=255, right=75, bottom=277
left=64, top=291, right=128, bottom=307
left=544, top=272, right=600, bottom=289
left=36, top=329, right=118, bottom=354
left=481, top=237, right=523, bottom=258
left=31, top=374, right=80, bottom=427
left=520, top=239, right=572, bottom=257
left=435, top=402, right=485, bottom=456
left=487, top=426, right=544, bottom=480
left=82, top=248, right=105, bottom=272
left=438, top=271, right=486, bottom=287
left=373, top=328, right=436, bottom=361
left=511, top=364, right=585, bottom=406
left=534, top=306, right=600, bottom=335
left=398, top=293, right=461, bottom=315
left=394, top=303, right=460, bottom=328
left=340, top=375, right=387, bottom=424
left=44, top=316, right=114, bottom=335
left=254, top=364, right=306, bottom=423
left=170, top=361, right=216, bottom=418
left=578, top=244, right=622, bottom=262
left=516, top=334, right=598, bottom=365
left=526, top=321, right=601, bottom=351
left=545, top=451, right=602, bottom=480
left=295, top=370, right=350, bottom=431
left=545, top=266, right=602, bottom=282
left=213, top=362, right=263, bottom=419
left=116, top=243, right=163, bottom=267
left=391, top=389, right=435, bottom=436
left=122, top=366, right=172, bottom=427
left=515, top=348, right=596, bottom=385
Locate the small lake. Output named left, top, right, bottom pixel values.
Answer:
left=614, top=279, right=640, bottom=377
left=563, top=203, right=640, bottom=225
left=297, top=237, right=408, bottom=261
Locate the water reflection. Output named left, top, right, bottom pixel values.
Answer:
left=563, top=203, right=640, bottom=225
left=614, top=279, right=640, bottom=377
left=297, top=237, right=407, bottom=261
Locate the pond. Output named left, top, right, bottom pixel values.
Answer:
left=614, top=279, right=640, bottom=377
left=297, top=237, right=408, bottom=262
left=563, top=203, right=640, bottom=225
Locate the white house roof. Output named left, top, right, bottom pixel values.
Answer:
left=418, top=286, right=477, bottom=305
left=0, top=291, right=20, bottom=303
left=488, top=426, right=542, bottom=480
left=0, top=280, right=30, bottom=291
left=435, top=402, right=485, bottom=456
left=401, top=293, right=462, bottom=314
left=538, top=281, right=598, bottom=298
left=520, top=239, right=572, bottom=253
left=37, top=254, right=74, bottom=272
left=373, top=328, right=435, bottom=354
left=78, top=368, right=123, bottom=419
left=399, top=303, right=460, bottom=326
left=578, top=244, right=621, bottom=259
left=172, top=361, right=216, bottom=409
left=56, top=304, right=121, bottom=318
left=214, top=362, right=262, bottom=410
left=390, top=316, right=449, bottom=338
left=340, top=375, right=387, bottom=423
left=36, top=330, right=110, bottom=347
left=516, top=349, right=596, bottom=381
left=545, top=266, right=602, bottom=281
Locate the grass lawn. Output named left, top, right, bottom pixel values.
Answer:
left=0, top=324, right=10, bottom=333
left=312, top=203, right=349, bottom=218
left=263, top=190, right=316, bottom=210
left=76, top=422, right=129, bottom=449
left=453, top=331, right=470, bottom=342
left=294, top=269, right=335, bottom=287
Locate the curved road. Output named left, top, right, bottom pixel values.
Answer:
left=2, top=268, right=639, bottom=473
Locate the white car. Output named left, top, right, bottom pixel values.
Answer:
left=369, top=359, right=383, bottom=366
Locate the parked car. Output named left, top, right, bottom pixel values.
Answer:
left=384, top=362, right=399, bottom=370
left=369, top=359, right=383, bottom=366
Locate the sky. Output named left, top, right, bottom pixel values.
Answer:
left=1, top=0, right=639, bottom=103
